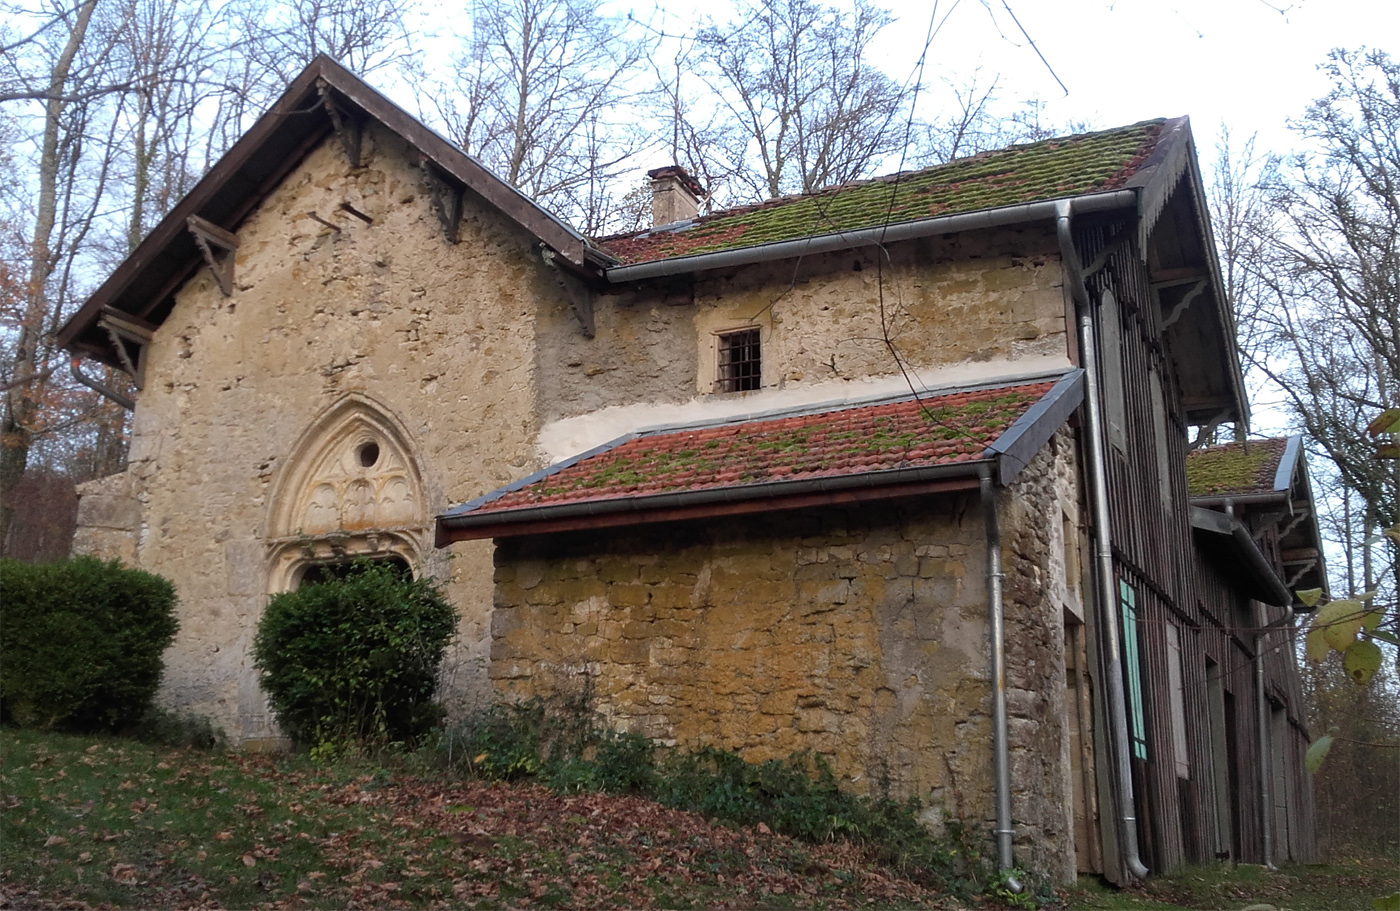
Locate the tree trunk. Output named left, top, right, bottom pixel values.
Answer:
left=0, top=0, right=98, bottom=556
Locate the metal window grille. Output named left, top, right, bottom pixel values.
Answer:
left=717, top=328, right=761, bottom=392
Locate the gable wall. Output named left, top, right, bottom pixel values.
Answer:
left=76, top=121, right=561, bottom=742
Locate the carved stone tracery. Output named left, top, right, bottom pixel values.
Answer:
left=265, top=394, right=429, bottom=591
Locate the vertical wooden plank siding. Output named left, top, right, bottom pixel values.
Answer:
left=1071, top=217, right=1306, bottom=871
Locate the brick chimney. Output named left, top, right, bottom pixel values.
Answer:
left=647, top=165, right=705, bottom=227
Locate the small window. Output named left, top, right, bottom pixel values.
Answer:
left=1120, top=579, right=1148, bottom=760
left=716, top=328, right=761, bottom=392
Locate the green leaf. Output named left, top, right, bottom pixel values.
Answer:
left=1344, top=640, right=1384, bottom=686
left=1305, top=735, right=1334, bottom=773
left=1371, top=629, right=1400, bottom=647
left=1374, top=892, right=1400, bottom=911
left=1314, top=599, right=1365, bottom=652
left=1305, top=627, right=1331, bottom=663
left=1295, top=588, right=1325, bottom=608
left=1362, top=610, right=1384, bottom=631
left=1367, top=408, right=1400, bottom=436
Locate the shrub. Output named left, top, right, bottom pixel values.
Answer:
left=0, top=556, right=178, bottom=732
left=253, top=561, right=457, bottom=749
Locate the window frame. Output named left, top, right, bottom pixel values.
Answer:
left=713, top=326, right=763, bottom=393
left=1120, top=579, right=1148, bottom=760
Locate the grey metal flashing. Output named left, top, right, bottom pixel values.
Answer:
left=1190, top=491, right=1291, bottom=508
left=439, top=432, right=640, bottom=519
left=1189, top=506, right=1292, bottom=607
left=1123, top=116, right=1191, bottom=253
left=1274, top=435, right=1302, bottom=493
left=985, top=369, right=1085, bottom=485
left=604, top=191, right=1139, bottom=283
left=436, top=459, right=991, bottom=539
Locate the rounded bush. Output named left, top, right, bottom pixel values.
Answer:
left=0, top=556, right=179, bottom=732
left=253, top=561, right=457, bottom=747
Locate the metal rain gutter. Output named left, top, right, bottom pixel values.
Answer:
left=604, top=191, right=1139, bottom=284
left=980, top=466, right=1023, bottom=893
left=1055, top=198, right=1151, bottom=882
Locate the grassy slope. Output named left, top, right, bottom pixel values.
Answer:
left=4, top=729, right=1394, bottom=910
left=0, top=730, right=964, bottom=910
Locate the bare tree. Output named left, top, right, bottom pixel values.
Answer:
left=247, top=0, right=417, bottom=83
left=0, top=0, right=102, bottom=554
left=692, top=0, right=911, bottom=202
left=435, top=0, right=651, bottom=234
left=1245, top=50, right=1400, bottom=530
left=912, top=70, right=1097, bottom=167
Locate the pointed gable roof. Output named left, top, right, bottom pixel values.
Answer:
left=57, top=55, right=604, bottom=367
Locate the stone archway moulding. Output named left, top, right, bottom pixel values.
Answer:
left=264, top=393, right=431, bottom=592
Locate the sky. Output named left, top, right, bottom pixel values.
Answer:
left=885, top=0, right=1397, bottom=153
left=634, top=0, right=1397, bottom=162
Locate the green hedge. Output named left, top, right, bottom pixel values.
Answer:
left=253, top=561, right=457, bottom=748
left=0, top=556, right=178, bottom=732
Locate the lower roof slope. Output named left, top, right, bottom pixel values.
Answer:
left=437, top=372, right=1085, bottom=543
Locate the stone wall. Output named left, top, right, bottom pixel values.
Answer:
left=490, top=429, right=1085, bottom=879
left=534, top=227, right=1071, bottom=438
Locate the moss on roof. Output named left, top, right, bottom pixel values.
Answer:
left=1185, top=438, right=1288, bottom=497
left=600, top=120, right=1165, bottom=264
left=465, top=381, right=1056, bottom=515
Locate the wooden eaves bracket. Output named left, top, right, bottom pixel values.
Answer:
left=96, top=307, right=154, bottom=390
left=316, top=79, right=363, bottom=168
left=1159, top=277, right=1208, bottom=330
left=420, top=157, right=463, bottom=244
left=186, top=215, right=239, bottom=297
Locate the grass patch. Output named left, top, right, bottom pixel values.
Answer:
left=1, top=728, right=979, bottom=909
left=1062, top=861, right=1400, bottom=911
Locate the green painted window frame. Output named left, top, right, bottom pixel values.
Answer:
left=1120, top=579, right=1148, bottom=760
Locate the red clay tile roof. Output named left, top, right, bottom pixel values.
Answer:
left=1185, top=438, right=1289, bottom=497
left=457, top=381, right=1057, bottom=517
left=597, top=120, right=1165, bottom=265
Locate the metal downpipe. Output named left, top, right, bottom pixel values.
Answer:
left=71, top=356, right=135, bottom=411
left=1254, top=635, right=1277, bottom=871
left=1055, top=200, right=1149, bottom=881
left=980, top=467, right=1022, bottom=892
